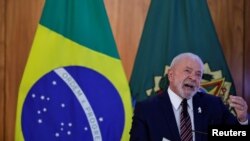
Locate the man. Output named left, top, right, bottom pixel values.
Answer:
left=129, top=52, right=248, bottom=141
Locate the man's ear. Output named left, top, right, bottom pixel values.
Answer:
left=167, top=69, right=173, bottom=81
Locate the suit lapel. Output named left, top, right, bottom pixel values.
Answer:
left=159, top=92, right=181, bottom=141
left=193, top=92, right=208, bottom=141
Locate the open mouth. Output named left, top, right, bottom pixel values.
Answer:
left=183, top=83, right=195, bottom=89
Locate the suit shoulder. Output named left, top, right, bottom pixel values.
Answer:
left=134, top=94, right=164, bottom=111
left=194, top=92, right=226, bottom=109
left=195, top=92, right=221, bottom=101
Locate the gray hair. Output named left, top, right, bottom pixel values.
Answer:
left=170, top=52, right=204, bottom=69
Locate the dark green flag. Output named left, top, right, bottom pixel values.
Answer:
left=130, top=0, right=236, bottom=106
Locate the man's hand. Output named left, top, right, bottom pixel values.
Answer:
left=228, top=95, right=248, bottom=122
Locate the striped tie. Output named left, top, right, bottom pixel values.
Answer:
left=180, top=99, right=193, bottom=141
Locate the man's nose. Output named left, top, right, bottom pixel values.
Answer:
left=188, top=73, right=197, bottom=80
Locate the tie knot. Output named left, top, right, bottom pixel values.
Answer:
left=181, top=99, right=188, bottom=116
left=181, top=98, right=187, bottom=106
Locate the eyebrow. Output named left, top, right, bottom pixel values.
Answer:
left=185, top=67, right=202, bottom=74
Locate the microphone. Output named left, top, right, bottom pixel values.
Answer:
left=192, top=130, right=208, bottom=135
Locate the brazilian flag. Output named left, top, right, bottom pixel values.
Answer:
left=15, top=0, right=132, bottom=141
left=130, top=0, right=236, bottom=105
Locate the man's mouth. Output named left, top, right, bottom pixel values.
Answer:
left=183, top=83, right=195, bottom=89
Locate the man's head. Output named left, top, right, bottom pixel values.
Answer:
left=168, top=52, right=204, bottom=99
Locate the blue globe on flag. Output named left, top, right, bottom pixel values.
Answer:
left=21, top=66, right=125, bottom=141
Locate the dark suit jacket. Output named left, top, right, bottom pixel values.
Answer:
left=129, top=91, right=240, bottom=141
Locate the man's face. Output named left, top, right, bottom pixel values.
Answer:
left=168, top=57, right=203, bottom=99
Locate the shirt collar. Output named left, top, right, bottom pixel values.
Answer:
left=168, top=87, right=193, bottom=111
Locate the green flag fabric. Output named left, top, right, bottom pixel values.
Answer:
left=130, top=0, right=236, bottom=105
left=15, top=0, right=132, bottom=140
